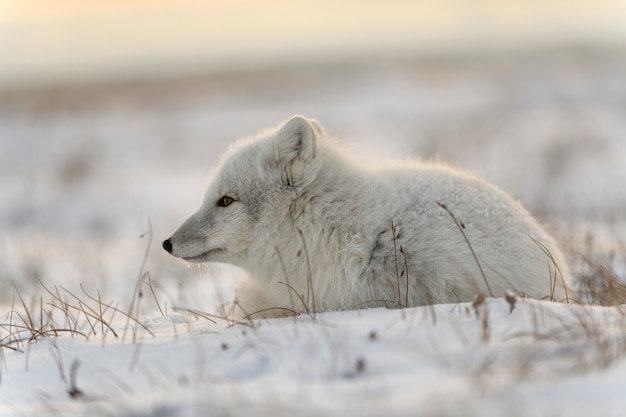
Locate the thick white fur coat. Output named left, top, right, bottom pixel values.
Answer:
left=165, top=116, right=572, bottom=317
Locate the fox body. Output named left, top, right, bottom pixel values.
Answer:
left=163, top=116, right=571, bottom=317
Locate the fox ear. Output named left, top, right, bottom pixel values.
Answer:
left=274, top=115, right=323, bottom=188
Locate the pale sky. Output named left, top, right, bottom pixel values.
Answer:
left=1, top=0, right=625, bottom=88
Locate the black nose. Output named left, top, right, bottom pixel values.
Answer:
left=162, top=239, right=173, bottom=253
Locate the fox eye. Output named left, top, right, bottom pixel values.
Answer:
left=217, top=196, right=235, bottom=207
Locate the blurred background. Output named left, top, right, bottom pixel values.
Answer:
left=1, top=0, right=626, bottom=310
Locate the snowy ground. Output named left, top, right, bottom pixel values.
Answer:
left=1, top=48, right=626, bottom=415
left=3, top=299, right=626, bottom=416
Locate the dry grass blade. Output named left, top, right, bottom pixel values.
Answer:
left=277, top=281, right=308, bottom=315
left=79, top=285, right=154, bottom=337
left=297, top=228, right=317, bottom=320
left=38, top=281, right=120, bottom=338
left=44, top=302, right=80, bottom=333
left=12, top=283, right=36, bottom=341
left=97, top=290, right=105, bottom=336
left=358, top=299, right=395, bottom=308
left=1, top=284, right=92, bottom=347
left=174, top=308, right=217, bottom=324
left=145, top=272, right=165, bottom=317
left=243, top=307, right=300, bottom=320
left=8, top=290, right=19, bottom=348
left=400, top=246, right=409, bottom=308
left=78, top=301, right=96, bottom=336
left=123, top=219, right=153, bottom=342
left=1, top=320, right=89, bottom=345
left=437, top=201, right=493, bottom=297
left=391, top=221, right=402, bottom=308
left=43, top=301, right=105, bottom=338
left=577, top=254, right=626, bottom=306
left=275, top=245, right=301, bottom=320
left=171, top=307, right=253, bottom=328
left=529, top=235, right=570, bottom=302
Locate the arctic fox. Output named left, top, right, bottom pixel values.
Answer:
left=163, top=116, right=572, bottom=317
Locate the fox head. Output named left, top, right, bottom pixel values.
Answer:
left=163, top=115, right=324, bottom=266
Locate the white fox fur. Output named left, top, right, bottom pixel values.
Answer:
left=164, top=116, right=572, bottom=317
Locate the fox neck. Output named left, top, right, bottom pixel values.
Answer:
left=244, top=148, right=377, bottom=305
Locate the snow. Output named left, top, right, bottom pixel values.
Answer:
left=2, top=48, right=626, bottom=415
left=2, top=299, right=626, bottom=416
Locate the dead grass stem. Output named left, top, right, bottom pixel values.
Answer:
left=437, top=201, right=493, bottom=297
